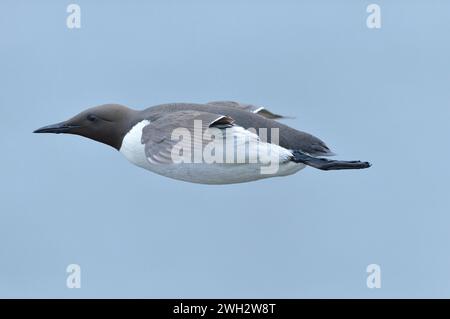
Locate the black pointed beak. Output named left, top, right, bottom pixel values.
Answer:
left=33, top=121, right=80, bottom=134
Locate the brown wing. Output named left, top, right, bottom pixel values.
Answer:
left=141, top=110, right=234, bottom=164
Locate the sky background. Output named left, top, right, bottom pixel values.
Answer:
left=0, top=0, right=449, bottom=298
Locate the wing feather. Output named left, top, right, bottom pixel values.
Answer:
left=207, top=101, right=290, bottom=120
left=142, top=110, right=237, bottom=164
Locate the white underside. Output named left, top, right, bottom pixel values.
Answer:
left=119, top=120, right=305, bottom=184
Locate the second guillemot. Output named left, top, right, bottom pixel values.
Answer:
left=34, top=101, right=370, bottom=184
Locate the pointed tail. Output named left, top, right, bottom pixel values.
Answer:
left=291, top=150, right=371, bottom=171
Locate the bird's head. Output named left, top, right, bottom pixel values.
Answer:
left=34, top=104, right=138, bottom=150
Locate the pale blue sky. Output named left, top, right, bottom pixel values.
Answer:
left=0, top=0, right=449, bottom=298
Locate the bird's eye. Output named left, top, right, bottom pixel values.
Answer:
left=87, top=114, right=98, bottom=122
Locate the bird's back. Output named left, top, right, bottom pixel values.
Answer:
left=141, top=103, right=334, bottom=156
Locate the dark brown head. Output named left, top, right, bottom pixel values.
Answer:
left=34, top=104, right=139, bottom=150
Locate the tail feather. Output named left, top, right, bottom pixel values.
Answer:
left=291, top=150, right=371, bottom=171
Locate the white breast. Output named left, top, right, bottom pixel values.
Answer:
left=119, top=120, right=151, bottom=169
left=119, top=120, right=305, bottom=184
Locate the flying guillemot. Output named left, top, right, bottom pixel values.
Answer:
left=34, top=101, right=371, bottom=184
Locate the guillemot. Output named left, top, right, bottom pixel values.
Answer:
left=34, top=101, right=370, bottom=184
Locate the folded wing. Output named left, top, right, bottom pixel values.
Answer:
left=142, top=110, right=260, bottom=164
